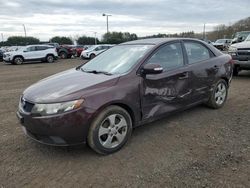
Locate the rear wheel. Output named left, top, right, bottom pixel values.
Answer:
left=206, top=79, right=228, bottom=109
left=13, top=57, right=24, bottom=65
left=46, top=55, right=54, bottom=63
left=88, top=106, right=132, bottom=155
left=233, top=66, right=240, bottom=76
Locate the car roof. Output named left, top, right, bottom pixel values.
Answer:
left=26, top=45, right=53, bottom=47
left=121, top=38, right=203, bottom=45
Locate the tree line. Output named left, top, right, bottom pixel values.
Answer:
left=0, top=32, right=138, bottom=46
left=1, top=16, right=249, bottom=46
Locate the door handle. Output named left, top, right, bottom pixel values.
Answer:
left=179, top=72, right=189, bottom=80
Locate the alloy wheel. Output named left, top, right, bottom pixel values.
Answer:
left=215, top=82, right=227, bottom=105
left=98, top=114, right=128, bottom=149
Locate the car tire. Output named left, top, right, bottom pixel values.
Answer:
left=59, top=52, right=67, bottom=59
left=46, top=55, right=54, bottom=63
left=87, top=105, right=132, bottom=155
left=206, top=79, right=228, bottom=109
left=233, top=66, right=239, bottom=76
left=13, top=56, right=24, bottom=65
left=90, top=54, right=95, bottom=59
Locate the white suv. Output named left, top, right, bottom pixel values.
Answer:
left=3, top=45, right=58, bottom=65
left=80, top=44, right=113, bottom=59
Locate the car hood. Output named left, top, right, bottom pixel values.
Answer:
left=213, top=42, right=224, bottom=45
left=82, top=49, right=92, bottom=53
left=23, top=68, right=120, bottom=103
left=231, top=41, right=250, bottom=49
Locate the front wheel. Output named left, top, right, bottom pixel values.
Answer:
left=206, top=79, right=228, bottom=109
left=90, top=54, right=95, bottom=59
left=13, top=57, right=24, bottom=65
left=87, top=106, right=132, bottom=155
left=59, top=52, right=67, bottom=59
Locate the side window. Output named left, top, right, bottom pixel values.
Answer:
left=26, top=46, right=36, bottom=52
left=184, top=42, right=211, bottom=64
left=147, top=42, right=184, bottom=71
left=95, top=46, right=102, bottom=51
left=36, top=46, right=47, bottom=51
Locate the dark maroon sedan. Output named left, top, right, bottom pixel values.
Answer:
left=17, top=38, right=233, bottom=154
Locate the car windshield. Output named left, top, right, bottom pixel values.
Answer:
left=244, top=35, right=250, bottom=42
left=215, top=39, right=226, bottom=43
left=80, top=44, right=153, bottom=75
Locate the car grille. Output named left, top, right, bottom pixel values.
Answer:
left=20, top=97, right=34, bottom=113
left=238, top=51, right=250, bottom=56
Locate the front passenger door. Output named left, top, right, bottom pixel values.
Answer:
left=141, top=42, right=192, bottom=120
left=23, top=46, right=37, bottom=60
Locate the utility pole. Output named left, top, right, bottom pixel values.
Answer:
left=102, top=13, right=112, bottom=33
left=203, top=23, right=206, bottom=40
left=94, top=32, right=97, bottom=45
left=1, top=33, right=3, bottom=42
left=23, top=24, right=27, bottom=37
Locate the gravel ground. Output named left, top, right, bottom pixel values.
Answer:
left=0, top=58, right=249, bottom=187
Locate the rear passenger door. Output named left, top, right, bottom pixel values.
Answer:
left=35, top=46, right=48, bottom=59
left=183, top=40, right=218, bottom=102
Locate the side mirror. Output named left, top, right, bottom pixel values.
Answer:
left=141, top=64, right=163, bottom=75
left=238, top=36, right=243, bottom=42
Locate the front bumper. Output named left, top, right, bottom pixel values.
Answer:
left=230, top=53, right=250, bottom=69
left=3, top=56, right=12, bottom=63
left=17, top=106, right=95, bottom=146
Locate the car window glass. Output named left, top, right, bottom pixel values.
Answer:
left=95, top=46, right=102, bottom=51
left=36, top=46, right=47, bottom=51
left=146, top=42, right=184, bottom=71
left=26, top=46, right=36, bottom=52
left=184, top=42, right=211, bottom=64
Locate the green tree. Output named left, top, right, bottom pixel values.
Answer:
left=50, top=36, right=73, bottom=45
left=77, top=36, right=99, bottom=45
left=6, top=36, right=40, bottom=46
left=102, top=32, right=138, bottom=44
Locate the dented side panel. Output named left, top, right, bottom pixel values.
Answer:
left=141, top=68, right=192, bottom=120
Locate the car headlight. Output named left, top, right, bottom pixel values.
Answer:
left=228, top=46, right=237, bottom=52
left=31, top=99, right=84, bottom=116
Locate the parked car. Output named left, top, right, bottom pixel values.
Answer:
left=17, top=38, right=233, bottom=154
left=0, top=50, right=3, bottom=61
left=80, top=44, right=113, bottom=59
left=231, top=31, right=250, bottom=44
left=228, top=34, right=250, bottom=75
left=74, top=45, right=85, bottom=57
left=46, top=43, right=76, bottom=59
left=213, top=39, right=232, bottom=51
left=3, top=45, right=58, bottom=65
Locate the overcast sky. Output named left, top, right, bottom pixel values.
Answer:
left=0, top=0, right=249, bottom=41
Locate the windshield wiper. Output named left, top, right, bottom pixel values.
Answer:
left=81, top=69, right=113, bottom=75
